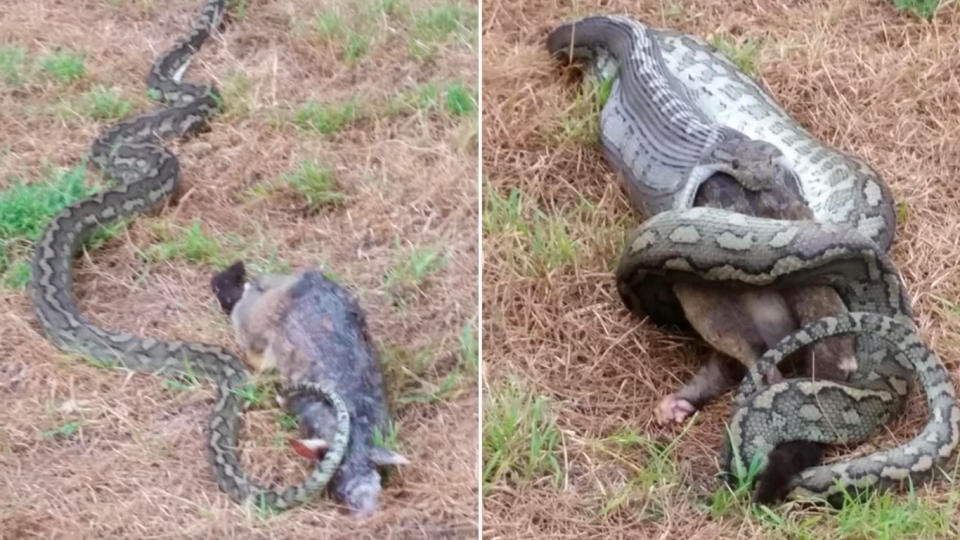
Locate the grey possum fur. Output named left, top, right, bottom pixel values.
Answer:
left=211, top=261, right=408, bottom=516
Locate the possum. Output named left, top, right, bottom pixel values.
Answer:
left=664, top=171, right=854, bottom=503
left=211, top=261, right=408, bottom=516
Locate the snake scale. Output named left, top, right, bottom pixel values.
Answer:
left=548, top=15, right=960, bottom=499
left=30, top=0, right=350, bottom=510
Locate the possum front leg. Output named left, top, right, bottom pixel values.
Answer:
left=229, top=273, right=299, bottom=373
left=233, top=312, right=276, bottom=372
left=655, top=351, right=746, bottom=424
left=657, top=284, right=794, bottom=426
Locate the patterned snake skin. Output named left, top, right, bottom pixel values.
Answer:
left=30, top=0, right=349, bottom=510
left=547, top=15, right=959, bottom=499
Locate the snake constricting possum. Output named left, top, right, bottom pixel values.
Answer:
left=547, top=15, right=960, bottom=500
left=30, top=0, right=349, bottom=510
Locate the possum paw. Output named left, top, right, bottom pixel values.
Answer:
left=655, top=395, right=696, bottom=425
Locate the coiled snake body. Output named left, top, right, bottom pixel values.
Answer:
left=548, top=15, right=960, bottom=499
left=30, top=0, right=349, bottom=510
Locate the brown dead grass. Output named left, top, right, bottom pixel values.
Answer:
left=482, top=0, right=960, bottom=538
left=0, top=0, right=477, bottom=538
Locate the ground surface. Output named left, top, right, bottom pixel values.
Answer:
left=0, top=0, right=478, bottom=538
left=482, top=1, right=960, bottom=538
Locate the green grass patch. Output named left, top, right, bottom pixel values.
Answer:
left=383, top=80, right=475, bottom=120
left=413, top=2, right=475, bottom=42
left=0, top=163, right=92, bottom=245
left=547, top=74, right=611, bottom=146
left=384, top=242, right=446, bottom=300
left=592, top=426, right=693, bottom=518
left=826, top=486, right=956, bottom=539
left=661, top=2, right=685, bottom=18
left=227, top=0, right=248, bottom=19
left=0, top=163, right=99, bottom=276
left=408, top=2, right=477, bottom=60
left=38, top=50, right=85, bottom=83
left=894, top=0, right=941, bottom=18
left=275, top=412, right=298, bottom=432
left=364, top=0, right=407, bottom=19
left=313, top=9, right=374, bottom=64
left=145, top=220, right=223, bottom=266
left=728, top=485, right=960, bottom=539
left=80, top=354, right=119, bottom=370
left=897, top=200, right=909, bottom=225
left=293, top=100, right=360, bottom=134
left=219, top=71, right=253, bottom=118
left=163, top=378, right=199, bottom=393
left=0, top=45, right=27, bottom=86
left=706, top=430, right=767, bottom=517
left=280, top=160, right=346, bottom=211
left=84, top=218, right=130, bottom=253
left=2, top=259, right=31, bottom=290
left=381, top=341, right=434, bottom=377
left=595, top=72, right=615, bottom=108
left=315, top=10, right=347, bottom=38
left=243, top=252, right=293, bottom=276
left=443, top=81, right=475, bottom=116
left=382, top=339, right=470, bottom=406
left=312, top=261, right=346, bottom=286
left=270, top=409, right=301, bottom=447
left=344, top=30, right=370, bottom=63
left=42, top=420, right=83, bottom=439
left=372, top=421, right=402, bottom=452
left=483, top=183, right=577, bottom=275
left=459, top=319, right=478, bottom=370
left=163, top=361, right=202, bottom=393
left=381, top=342, right=432, bottom=401
left=708, top=34, right=761, bottom=76
left=482, top=181, right=524, bottom=235
left=231, top=381, right=277, bottom=409
left=384, top=82, right=442, bottom=116
left=395, top=364, right=465, bottom=405
left=482, top=379, right=563, bottom=491
left=526, top=215, right=576, bottom=271
left=83, top=86, right=133, bottom=121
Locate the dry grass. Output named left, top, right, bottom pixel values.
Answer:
left=0, top=0, right=477, bottom=538
left=482, top=0, right=960, bottom=538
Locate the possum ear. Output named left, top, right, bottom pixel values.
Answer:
left=290, top=438, right=328, bottom=460
left=369, top=447, right=410, bottom=467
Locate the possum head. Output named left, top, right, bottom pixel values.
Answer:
left=211, top=261, right=247, bottom=314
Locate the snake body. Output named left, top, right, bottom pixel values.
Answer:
left=30, top=0, right=349, bottom=510
left=548, top=15, right=959, bottom=499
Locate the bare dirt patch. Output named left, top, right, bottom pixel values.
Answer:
left=482, top=0, right=960, bottom=537
left=0, top=0, right=477, bottom=538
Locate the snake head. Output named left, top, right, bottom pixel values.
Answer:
left=707, top=136, right=802, bottom=199
left=211, top=260, right=247, bottom=314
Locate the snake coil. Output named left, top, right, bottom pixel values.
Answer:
left=548, top=15, right=960, bottom=499
left=30, top=0, right=350, bottom=510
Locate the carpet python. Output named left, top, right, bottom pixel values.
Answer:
left=30, top=0, right=349, bottom=510
left=547, top=15, right=960, bottom=499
